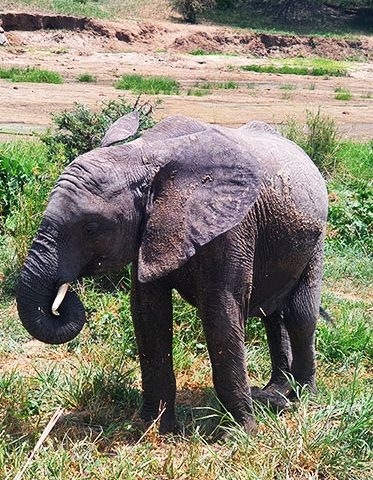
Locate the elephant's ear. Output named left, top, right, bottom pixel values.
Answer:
left=138, top=130, right=261, bottom=282
left=101, top=111, right=140, bottom=147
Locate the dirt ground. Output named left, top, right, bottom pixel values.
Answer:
left=0, top=12, right=373, bottom=141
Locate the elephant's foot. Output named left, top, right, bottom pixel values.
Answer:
left=251, top=386, right=290, bottom=412
left=140, top=402, right=177, bottom=434
left=219, top=415, right=257, bottom=442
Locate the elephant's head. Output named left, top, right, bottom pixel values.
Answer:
left=17, top=114, right=261, bottom=345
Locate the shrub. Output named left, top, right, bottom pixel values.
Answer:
left=0, top=142, right=61, bottom=268
left=77, top=73, right=97, bottom=83
left=335, top=87, right=352, bottom=100
left=327, top=179, right=372, bottom=249
left=115, top=74, right=179, bottom=95
left=172, top=0, right=216, bottom=23
left=282, top=110, right=339, bottom=174
left=41, top=97, right=155, bottom=164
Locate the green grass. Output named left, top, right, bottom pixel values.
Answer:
left=0, top=67, right=63, bottom=84
left=240, top=64, right=346, bottom=77
left=187, top=88, right=211, bottom=96
left=0, top=127, right=372, bottom=478
left=280, top=83, right=296, bottom=90
left=189, top=49, right=238, bottom=57
left=216, top=81, right=238, bottom=89
left=77, top=73, right=97, bottom=83
left=191, top=81, right=238, bottom=91
left=115, top=74, right=179, bottom=95
left=335, top=87, right=352, bottom=100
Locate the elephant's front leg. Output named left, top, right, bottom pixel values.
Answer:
left=200, top=292, right=256, bottom=434
left=131, top=266, right=176, bottom=434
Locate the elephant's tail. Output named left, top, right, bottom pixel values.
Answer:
left=319, top=306, right=334, bottom=323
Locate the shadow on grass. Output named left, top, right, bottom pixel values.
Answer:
left=49, top=386, right=220, bottom=447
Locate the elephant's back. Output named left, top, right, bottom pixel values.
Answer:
left=223, top=126, right=328, bottom=225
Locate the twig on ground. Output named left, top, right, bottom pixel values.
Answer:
left=14, top=406, right=64, bottom=480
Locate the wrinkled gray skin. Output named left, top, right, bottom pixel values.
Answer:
left=17, top=113, right=328, bottom=435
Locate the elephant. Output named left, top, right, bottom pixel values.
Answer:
left=16, top=112, right=328, bottom=435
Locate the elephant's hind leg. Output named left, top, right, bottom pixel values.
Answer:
left=283, top=248, right=324, bottom=393
left=250, top=311, right=293, bottom=411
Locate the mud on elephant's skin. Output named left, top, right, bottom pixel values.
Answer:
left=17, top=112, right=328, bottom=435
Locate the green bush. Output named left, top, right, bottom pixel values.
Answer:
left=328, top=179, right=372, bottom=249
left=115, top=74, right=179, bottom=95
left=335, top=87, right=352, bottom=100
left=282, top=110, right=339, bottom=174
left=41, top=98, right=155, bottom=164
left=77, top=73, right=97, bottom=83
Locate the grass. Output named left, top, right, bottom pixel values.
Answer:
left=0, top=114, right=372, bottom=478
left=187, top=89, right=211, bottom=96
left=216, top=81, right=238, bottom=89
left=239, top=64, right=346, bottom=77
left=77, top=73, right=97, bottom=83
left=191, top=81, right=238, bottom=92
left=0, top=67, right=63, bottom=84
left=0, top=0, right=174, bottom=21
left=280, top=83, right=296, bottom=90
left=189, top=49, right=238, bottom=57
left=115, top=74, right=179, bottom=95
left=335, top=87, right=352, bottom=100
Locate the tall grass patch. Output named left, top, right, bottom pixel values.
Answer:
left=240, top=64, right=346, bottom=76
left=77, top=73, right=97, bottom=83
left=0, top=67, right=63, bottom=84
left=335, top=87, right=352, bottom=100
left=282, top=109, right=339, bottom=173
left=115, top=74, right=179, bottom=95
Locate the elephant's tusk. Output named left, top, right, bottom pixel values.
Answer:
left=52, top=283, right=69, bottom=315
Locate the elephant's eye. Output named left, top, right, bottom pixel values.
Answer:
left=85, top=222, right=99, bottom=237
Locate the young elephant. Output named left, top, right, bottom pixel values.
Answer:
left=17, top=113, right=328, bottom=435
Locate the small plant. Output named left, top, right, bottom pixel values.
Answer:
left=0, top=67, right=63, bottom=84
left=361, top=92, right=372, bottom=99
left=247, top=82, right=256, bottom=89
left=281, top=92, right=292, bottom=100
left=77, top=73, right=97, bottom=83
left=187, top=88, right=211, bottom=96
left=280, top=83, right=296, bottom=90
left=310, top=83, right=316, bottom=90
left=335, top=87, right=352, bottom=100
left=282, top=109, right=339, bottom=174
left=193, top=82, right=213, bottom=89
left=115, top=74, right=179, bottom=95
left=216, top=81, right=238, bottom=89
left=190, top=49, right=213, bottom=55
left=41, top=97, right=155, bottom=164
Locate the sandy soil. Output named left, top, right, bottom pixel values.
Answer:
left=0, top=13, right=372, bottom=141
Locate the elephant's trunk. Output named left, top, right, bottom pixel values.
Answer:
left=16, top=231, right=86, bottom=345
